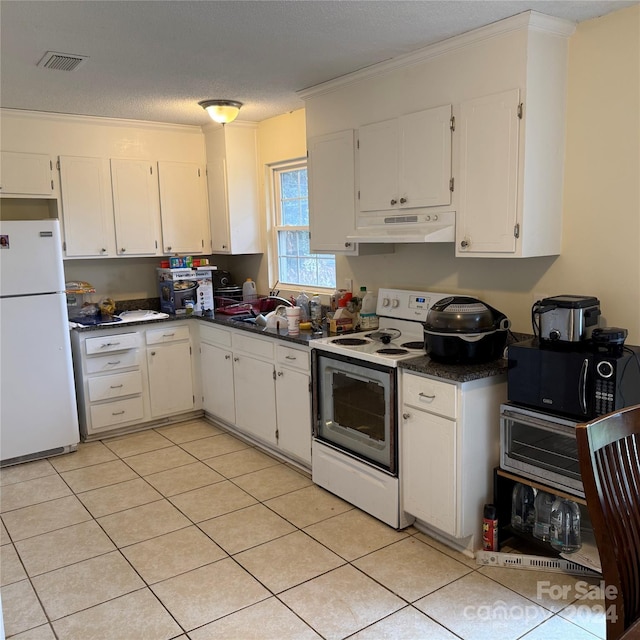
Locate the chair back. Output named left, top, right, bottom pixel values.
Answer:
left=576, top=404, right=640, bottom=640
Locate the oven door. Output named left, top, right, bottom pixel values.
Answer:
left=312, top=350, right=396, bottom=475
left=500, top=404, right=584, bottom=497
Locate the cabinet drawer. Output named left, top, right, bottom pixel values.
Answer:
left=87, top=370, right=143, bottom=402
left=85, top=349, right=141, bottom=374
left=146, top=325, right=190, bottom=345
left=85, top=332, right=140, bottom=355
left=232, top=332, right=274, bottom=360
left=403, top=373, right=457, bottom=419
left=199, top=323, right=232, bottom=347
left=276, top=344, right=310, bottom=372
left=90, top=396, right=144, bottom=430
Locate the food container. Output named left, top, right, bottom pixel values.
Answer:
left=424, top=296, right=510, bottom=364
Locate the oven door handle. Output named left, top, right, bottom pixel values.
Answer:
left=501, top=409, right=576, bottom=430
left=579, top=358, right=589, bottom=415
left=330, top=369, right=380, bottom=385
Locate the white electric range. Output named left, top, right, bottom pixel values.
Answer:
left=312, top=288, right=454, bottom=366
left=310, top=288, right=454, bottom=528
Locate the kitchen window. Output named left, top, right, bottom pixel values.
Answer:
left=271, top=161, right=335, bottom=290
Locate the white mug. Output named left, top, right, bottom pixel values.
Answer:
left=286, top=307, right=301, bottom=335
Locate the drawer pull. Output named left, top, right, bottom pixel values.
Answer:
left=110, top=384, right=124, bottom=389
left=285, top=355, right=297, bottom=360
left=101, top=342, right=121, bottom=348
left=112, top=410, right=125, bottom=416
left=225, top=354, right=231, bottom=360
left=419, top=392, right=436, bottom=400
left=402, top=412, right=411, bottom=420
left=162, top=333, right=175, bottom=338
left=107, top=361, right=121, bottom=365
left=234, top=357, right=239, bottom=362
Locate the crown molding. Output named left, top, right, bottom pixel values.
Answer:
left=297, top=11, right=576, bottom=100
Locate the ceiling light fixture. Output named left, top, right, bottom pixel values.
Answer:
left=198, top=99, right=243, bottom=124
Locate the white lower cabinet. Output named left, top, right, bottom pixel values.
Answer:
left=146, top=325, right=194, bottom=418
left=400, top=370, right=506, bottom=548
left=199, top=322, right=312, bottom=466
left=71, top=322, right=197, bottom=439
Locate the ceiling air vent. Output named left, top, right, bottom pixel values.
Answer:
left=37, top=51, right=88, bottom=72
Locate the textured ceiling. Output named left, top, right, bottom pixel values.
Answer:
left=0, top=0, right=636, bottom=126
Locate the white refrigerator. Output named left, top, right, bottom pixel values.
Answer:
left=0, top=219, right=79, bottom=465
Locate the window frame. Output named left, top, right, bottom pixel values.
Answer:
left=268, top=159, right=335, bottom=293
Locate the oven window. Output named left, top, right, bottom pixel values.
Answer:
left=333, top=372, right=385, bottom=442
left=507, top=419, right=581, bottom=480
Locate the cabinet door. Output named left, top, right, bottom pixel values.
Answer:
left=206, top=158, right=232, bottom=253
left=0, top=151, right=54, bottom=196
left=456, top=89, right=520, bottom=255
left=276, top=367, right=311, bottom=465
left=147, top=342, right=194, bottom=417
left=233, top=355, right=277, bottom=446
left=59, top=155, right=114, bottom=257
left=200, top=342, right=235, bottom=424
left=110, top=159, right=162, bottom=256
left=158, top=161, right=209, bottom=254
left=399, top=106, right=452, bottom=209
left=358, top=119, right=398, bottom=213
left=307, top=130, right=358, bottom=254
left=402, top=409, right=457, bottom=536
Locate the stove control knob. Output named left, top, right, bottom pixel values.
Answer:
left=391, top=299, right=400, bottom=308
left=382, top=298, right=390, bottom=307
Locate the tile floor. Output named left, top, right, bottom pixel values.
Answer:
left=1, top=418, right=606, bottom=639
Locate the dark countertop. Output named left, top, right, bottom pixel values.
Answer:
left=71, top=311, right=532, bottom=381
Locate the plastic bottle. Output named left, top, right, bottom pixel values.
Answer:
left=482, top=503, right=499, bottom=552
left=359, top=287, right=379, bottom=330
left=310, top=294, right=322, bottom=330
left=242, top=278, right=257, bottom=302
left=296, top=291, right=310, bottom=322
left=533, top=491, right=555, bottom=542
left=550, top=498, right=582, bottom=553
left=511, top=483, right=535, bottom=533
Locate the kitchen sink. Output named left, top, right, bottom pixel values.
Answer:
left=229, top=315, right=257, bottom=325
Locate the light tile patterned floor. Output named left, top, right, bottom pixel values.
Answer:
left=0, top=419, right=606, bottom=639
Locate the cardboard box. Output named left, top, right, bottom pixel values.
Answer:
left=157, top=267, right=215, bottom=316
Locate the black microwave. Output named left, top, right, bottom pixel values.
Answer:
left=507, top=339, right=640, bottom=421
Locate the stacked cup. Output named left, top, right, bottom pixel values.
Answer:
left=286, top=307, right=301, bottom=335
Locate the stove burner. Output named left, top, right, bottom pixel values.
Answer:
left=401, top=341, right=424, bottom=350
left=332, top=337, right=370, bottom=346
left=376, top=348, right=409, bottom=355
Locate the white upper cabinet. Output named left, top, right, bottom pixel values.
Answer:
left=456, top=90, right=520, bottom=255
left=158, top=161, right=210, bottom=255
left=300, top=12, right=573, bottom=255
left=204, top=123, right=261, bottom=255
left=0, top=151, right=55, bottom=197
left=358, top=105, right=452, bottom=213
left=59, top=155, right=115, bottom=257
left=308, top=130, right=358, bottom=254
left=110, top=159, right=162, bottom=256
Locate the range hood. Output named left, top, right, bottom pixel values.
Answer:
left=347, top=211, right=455, bottom=244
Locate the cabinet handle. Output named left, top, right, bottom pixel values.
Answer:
left=400, top=197, right=407, bottom=204
left=402, top=412, right=411, bottom=420
left=120, top=248, right=126, bottom=253
left=460, top=240, right=469, bottom=249
left=225, top=354, right=231, bottom=360
left=110, top=384, right=124, bottom=389
left=101, top=342, right=121, bottom=348
left=101, top=248, right=107, bottom=254
left=112, top=410, right=125, bottom=416
left=277, top=371, right=284, bottom=377
left=166, top=246, right=172, bottom=252
left=234, top=357, right=239, bottom=362
left=419, top=392, right=436, bottom=400
left=107, top=361, right=121, bottom=365
left=345, top=242, right=351, bottom=248
left=390, top=199, right=397, bottom=205
left=162, top=333, right=175, bottom=338
left=285, top=355, right=297, bottom=360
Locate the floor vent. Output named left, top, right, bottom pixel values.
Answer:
left=476, top=551, right=600, bottom=577
left=37, top=51, right=88, bottom=72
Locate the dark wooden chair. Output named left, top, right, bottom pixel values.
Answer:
left=576, top=404, right=640, bottom=640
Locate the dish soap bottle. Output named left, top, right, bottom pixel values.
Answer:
left=359, top=287, right=378, bottom=330
left=242, top=278, right=257, bottom=302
